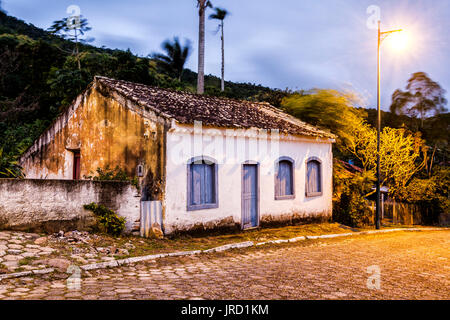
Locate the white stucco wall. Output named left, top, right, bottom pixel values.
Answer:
left=163, top=123, right=334, bottom=234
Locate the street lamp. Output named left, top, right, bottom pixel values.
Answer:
left=376, top=21, right=403, bottom=229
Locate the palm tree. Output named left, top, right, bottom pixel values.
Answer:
left=48, top=15, right=93, bottom=70
left=196, top=0, right=213, bottom=94
left=152, top=37, right=192, bottom=81
left=209, top=8, right=229, bottom=92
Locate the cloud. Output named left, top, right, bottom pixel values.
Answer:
left=3, top=0, right=449, bottom=109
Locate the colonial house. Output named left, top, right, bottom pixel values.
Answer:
left=19, top=76, right=335, bottom=235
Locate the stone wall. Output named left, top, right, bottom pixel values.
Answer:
left=0, top=179, right=140, bottom=233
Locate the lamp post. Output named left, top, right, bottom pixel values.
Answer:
left=376, top=21, right=402, bottom=229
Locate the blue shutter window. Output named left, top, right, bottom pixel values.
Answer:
left=306, top=158, right=322, bottom=197
left=275, top=157, right=295, bottom=200
left=187, top=157, right=218, bottom=211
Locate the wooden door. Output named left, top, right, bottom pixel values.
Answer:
left=242, top=164, right=259, bottom=229
left=73, top=151, right=80, bottom=180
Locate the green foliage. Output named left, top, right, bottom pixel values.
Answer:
left=83, top=203, right=125, bottom=236
left=0, top=10, right=289, bottom=170
left=0, top=11, right=61, bottom=42
left=47, top=67, right=88, bottom=106
left=390, top=72, right=448, bottom=127
left=1, top=10, right=448, bottom=220
left=47, top=16, right=92, bottom=43
left=345, top=123, right=427, bottom=199
left=180, top=69, right=278, bottom=100
left=281, top=89, right=368, bottom=158
left=397, top=166, right=449, bottom=224
left=209, top=7, right=229, bottom=21
left=152, top=37, right=192, bottom=80
left=249, top=88, right=293, bottom=108
left=48, top=15, right=94, bottom=70
left=83, top=165, right=141, bottom=191
left=84, top=165, right=129, bottom=181
left=0, top=147, right=24, bottom=178
left=332, top=161, right=375, bottom=228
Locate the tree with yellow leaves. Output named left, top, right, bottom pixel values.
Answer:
left=281, top=88, right=428, bottom=200
left=346, top=123, right=427, bottom=199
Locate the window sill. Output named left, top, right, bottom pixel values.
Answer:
left=187, top=203, right=219, bottom=211
left=305, top=192, right=323, bottom=198
left=275, top=195, right=295, bottom=200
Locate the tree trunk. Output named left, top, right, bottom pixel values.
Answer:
left=420, top=109, right=424, bottom=129
left=75, top=28, right=81, bottom=70
left=221, top=20, right=225, bottom=92
left=429, top=144, right=437, bottom=178
left=197, top=3, right=205, bottom=94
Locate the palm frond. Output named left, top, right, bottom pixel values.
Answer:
left=209, top=7, right=229, bottom=20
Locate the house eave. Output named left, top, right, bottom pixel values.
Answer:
left=168, top=122, right=335, bottom=144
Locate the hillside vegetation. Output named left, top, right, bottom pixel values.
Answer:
left=0, top=12, right=447, bottom=179
left=0, top=11, right=288, bottom=166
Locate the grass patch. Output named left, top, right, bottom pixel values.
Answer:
left=18, top=256, right=37, bottom=266
left=92, top=222, right=363, bottom=257
left=0, top=263, right=8, bottom=273
left=29, top=222, right=438, bottom=269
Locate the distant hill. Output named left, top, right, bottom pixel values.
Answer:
left=0, top=11, right=447, bottom=167
left=0, top=11, right=286, bottom=160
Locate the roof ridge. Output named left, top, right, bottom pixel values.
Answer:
left=95, top=75, right=270, bottom=107
left=94, top=76, right=336, bottom=140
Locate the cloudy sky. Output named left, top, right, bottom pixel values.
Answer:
left=2, top=0, right=449, bottom=109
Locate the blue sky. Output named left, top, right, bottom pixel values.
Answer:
left=2, top=0, right=450, bottom=110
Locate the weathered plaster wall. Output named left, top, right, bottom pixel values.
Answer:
left=0, top=179, right=140, bottom=233
left=19, top=80, right=168, bottom=202
left=164, top=124, right=334, bottom=234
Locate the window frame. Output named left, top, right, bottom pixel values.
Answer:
left=305, top=156, right=323, bottom=197
left=187, top=156, right=219, bottom=211
left=274, top=156, right=296, bottom=200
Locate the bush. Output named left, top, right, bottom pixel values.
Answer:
left=333, top=161, right=374, bottom=228
left=83, top=203, right=125, bottom=236
left=397, top=166, right=449, bottom=225
left=83, top=165, right=129, bottom=181
left=333, top=184, right=373, bottom=228
left=0, top=147, right=24, bottom=178
left=83, top=165, right=140, bottom=191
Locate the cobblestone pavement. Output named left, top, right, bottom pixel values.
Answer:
left=0, top=230, right=137, bottom=274
left=0, top=230, right=448, bottom=300
left=0, top=232, right=57, bottom=272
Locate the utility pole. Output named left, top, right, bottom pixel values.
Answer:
left=375, top=20, right=402, bottom=230
left=376, top=20, right=381, bottom=230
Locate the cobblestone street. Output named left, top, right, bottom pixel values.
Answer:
left=0, top=230, right=448, bottom=300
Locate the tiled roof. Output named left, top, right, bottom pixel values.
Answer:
left=95, top=76, right=335, bottom=139
left=338, top=160, right=363, bottom=174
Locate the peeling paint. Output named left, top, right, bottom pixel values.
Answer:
left=0, top=179, right=140, bottom=233
left=18, top=77, right=336, bottom=236
left=260, top=211, right=332, bottom=228
left=20, top=81, right=169, bottom=215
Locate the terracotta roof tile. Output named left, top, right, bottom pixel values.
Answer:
left=95, top=76, right=335, bottom=139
